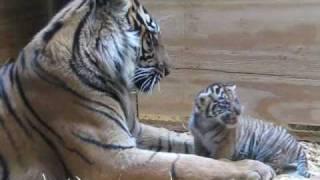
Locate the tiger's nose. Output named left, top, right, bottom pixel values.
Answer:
left=158, top=64, right=170, bottom=76
left=164, top=67, right=170, bottom=76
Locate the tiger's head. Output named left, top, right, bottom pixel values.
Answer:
left=194, top=83, right=242, bottom=128
left=97, top=0, right=170, bottom=92
left=128, top=0, right=170, bottom=92
left=38, top=0, right=169, bottom=93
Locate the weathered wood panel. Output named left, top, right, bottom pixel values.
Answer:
left=139, top=70, right=320, bottom=126
left=0, top=0, right=67, bottom=62
left=142, top=0, right=320, bottom=79
left=139, top=0, right=320, bottom=127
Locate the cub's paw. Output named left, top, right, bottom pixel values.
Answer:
left=234, top=160, right=276, bottom=180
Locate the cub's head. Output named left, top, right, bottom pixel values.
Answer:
left=194, top=82, right=242, bottom=128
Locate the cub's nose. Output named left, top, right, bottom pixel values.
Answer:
left=233, top=105, right=242, bottom=116
left=222, top=113, right=232, bottom=122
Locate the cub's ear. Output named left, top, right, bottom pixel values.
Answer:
left=195, top=93, right=211, bottom=112
left=225, top=83, right=237, bottom=93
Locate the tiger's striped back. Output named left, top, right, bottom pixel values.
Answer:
left=235, top=116, right=310, bottom=177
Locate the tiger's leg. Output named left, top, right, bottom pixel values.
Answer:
left=64, top=121, right=275, bottom=180
left=194, top=136, right=211, bottom=157
left=266, top=163, right=283, bottom=175
left=265, top=150, right=286, bottom=175
left=70, top=145, right=275, bottom=180
left=120, top=149, right=276, bottom=180
left=135, top=123, right=194, bottom=153
left=297, top=151, right=311, bottom=178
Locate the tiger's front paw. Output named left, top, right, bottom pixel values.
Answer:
left=234, top=160, right=276, bottom=180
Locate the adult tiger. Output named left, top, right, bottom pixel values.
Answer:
left=0, top=0, right=275, bottom=179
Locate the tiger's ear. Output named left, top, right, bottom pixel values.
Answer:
left=96, top=0, right=131, bottom=16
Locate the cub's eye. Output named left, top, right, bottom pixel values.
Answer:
left=217, top=97, right=225, bottom=101
left=152, top=35, right=159, bottom=46
left=212, top=99, right=219, bottom=104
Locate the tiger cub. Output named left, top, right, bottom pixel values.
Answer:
left=189, top=82, right=311, bottom=178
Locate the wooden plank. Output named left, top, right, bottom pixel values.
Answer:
left=138, top=69, right=320, bottom=127
left=0, top=0, right=61, bottom=62
left=142, top=0, right=320, bottom=80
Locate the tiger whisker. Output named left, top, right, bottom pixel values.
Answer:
left=133, top=71, right=148, bottom=77
left=133, top=77, right=145, bottom=83
left=142, top=81, right=150, bottom=92
left=147, top=84, right=153, bottom=95
left=141, top=76, right=153, bottom=92
left=135, top=69, right=151, bottom=74
left=136, top=71, right=151, bottom=75
left=132, top=69, right=154, bottom=80
left=133, top=73, right=149, bottom=81
left=133, top=75, right=152, bottom=83
left=137, top=67, right=154, bottom=72
left=150, top=76, right=157, bottom=89
left=147, top=76, right=157, bottom=95
left=156, top=75, right=161, bottom=92
left=134, top=69, right=150, bottom=74
left=132, top=71, right=150, bottom=78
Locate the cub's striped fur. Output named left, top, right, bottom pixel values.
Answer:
left=189, top=82, right=310, bottom=178
left=0, top=0, right=276, bottom=179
